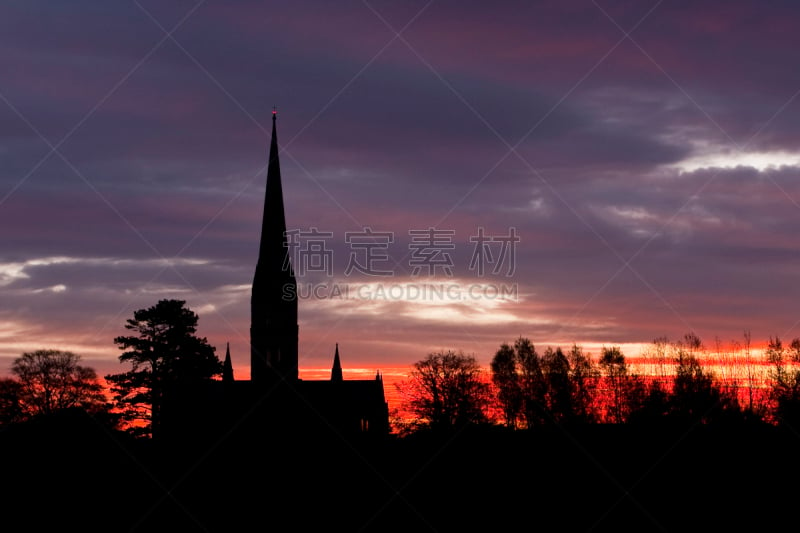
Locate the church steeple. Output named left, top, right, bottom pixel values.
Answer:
left=258, top=108, right=289, bottom=263
left=250, top=108, right=299, bottom=385
left=331, top=343, right=343, bottom=382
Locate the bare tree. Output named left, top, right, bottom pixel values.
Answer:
left=652, top=336, right=669, bottom=381
left=742, top=330, right=755, bottom=413
left=11, top=349, right=107, bottom=418
left=669, top=335, right=743, bottom=425
left=767, top=336, right=800, bottom=425
left=400, top=350, right=491, bottom=432
left=598, top=346, right=628, bottom=424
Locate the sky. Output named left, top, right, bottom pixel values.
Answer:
left=3, top=1, right=800, bottom=381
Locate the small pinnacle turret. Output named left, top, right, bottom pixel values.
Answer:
left=331, top=343, right=343, bottom=382
left=223, top=342, right=234, bottom=383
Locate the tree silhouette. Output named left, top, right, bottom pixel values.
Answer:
left=0, top=377, right=23, bottom=426
left=492, top=340, right=596, bottom=427
left=669, top=336, right=742, bottom=425
left=670, top=352, right=717, bottom=423
left=566, top=344, right=598, bottom=423
left=105, top=299, right=222, bottom=438
left=516, top=337, right=548, bottom=428
left=766, top=336, right=800, bottom=425
left=400, top=350, right=491, bottom=432
left=9, top=349, right=107, bottom=419
left=490, top=342, right=522, bottom=428
left=492, top=337, right=600, bottom=428
left=541, top=347, right=575, bottom=423
left=596, top=345, right=671, bottom=425
left=599, top=346, right=629, bottom=423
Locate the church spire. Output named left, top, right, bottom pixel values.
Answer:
left=259, top=107, right=288, bottom=262
left=331, top=343, right=343, bottom=382
left=250, top=108, right=299, bottom=385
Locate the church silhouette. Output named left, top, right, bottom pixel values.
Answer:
left=160, top=111, right=389, bottom=442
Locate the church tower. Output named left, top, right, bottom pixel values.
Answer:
left=250, top=109, right=299, bottom=385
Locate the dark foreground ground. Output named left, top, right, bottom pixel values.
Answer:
left=3, top=413, right=798, bottom=532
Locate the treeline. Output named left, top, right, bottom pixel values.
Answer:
left=5, top=314, right=800, bottom=439
left=395, top=332, right=800, bottom=433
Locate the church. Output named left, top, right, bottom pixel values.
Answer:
left=161, top=110, right=389, bottom=441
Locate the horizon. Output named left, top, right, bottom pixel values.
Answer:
left=4, top=2, right=800, bottom=387
left=50, top=335, right=790, bottom=420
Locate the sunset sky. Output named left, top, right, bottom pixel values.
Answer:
left=3, top=1, right=800, bottom=380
